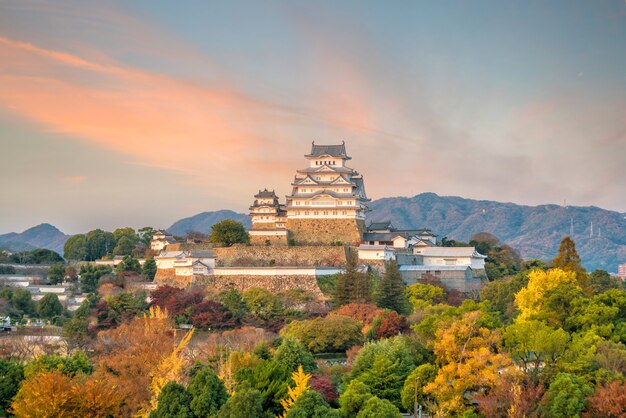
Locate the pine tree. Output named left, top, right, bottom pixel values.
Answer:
left=377, top=260, right=410, bottom=314
left=552, top=237, right=585, bottom=274
left=334, top=247, right=372, bottom=306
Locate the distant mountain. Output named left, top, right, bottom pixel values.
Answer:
left=167, top=210, right=251, bottom=236
left=368, top=193, right=626, bottom=272
left=0, top=223, right=69, bottom=255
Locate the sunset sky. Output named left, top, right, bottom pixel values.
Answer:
left=1, top=0, right=625, bottom=234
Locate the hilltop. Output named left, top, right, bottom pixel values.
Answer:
left=0, top=223, right=69, bottom=254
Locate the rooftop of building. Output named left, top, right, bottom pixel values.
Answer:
left=305, top=141, right=351, bottom=159
left=254, top=189, right=278, bottom=199
left=415, top=247, right=486, bottom=258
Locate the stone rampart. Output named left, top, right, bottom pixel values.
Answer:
left=286, top=218, right=365, bottom=245
left=249, top=234, right=287, bottom=246
left=193, top=274, right=325, bottom=299
left=213, top=244, right=346, bottom=267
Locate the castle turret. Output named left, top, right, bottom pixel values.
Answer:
left=248, top=189, right=288, bottom=245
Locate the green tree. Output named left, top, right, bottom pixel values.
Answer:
left=64, top=234, right=87, bottom=260
left=405, top=283, right=446, bottom=311
left=286, top=390, right=342, bottom=418
left=79, top=263, right=112, bottom=293
left=0, top=359, right=24, bottom=414
left=142, top=257, right=157, bottom=281
left=149, top=381, right=192, bottom=418
left=543, top=372, right=593, bottom=418
left=400, top=363, right=438, bottom=412
left=339, top=380, right=373, bottom=417
left=37, top=293, right=64, bottom=319
left=219, top=288, right=249, bottom=319
left=218, top=387, right=264, bottom=418
left=47, top=263, right=66, bottom=284
left=116, top=255, right=141, bottom=274
left=24, top=351, right=93, bottom=378
left=209, top=219, right=249, bottom=247
left=589, top=269, right=619, bottom=295
left=112, top=227, right=140, bottom=256
left=274, top=337, right=317, bottom=373
left=356, top=397, right=402, bottom=418
left=504, top=320, right=569, bottom=381
left=281, top=315, right=363, bottom=354
left=334, top=248, right=372, bottom=306
left=138, top=226, right=156, bottom=246
left=188, top=365, right=229, bottom=417
left=377, top=261, right=410, bottom=314
left=242, top=288, right=283, bottom=321
left=85, top=229, right=117, bottom=261
left=11, top=288, right=36, bottom=317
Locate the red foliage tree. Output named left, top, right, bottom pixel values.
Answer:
left=374, top=311, right=410, bottom=340
left=333, top=303, right=382, bottom=326
left=474, top=379, right=545, bottom=418
left=310, top=373, right=339, bottom=404
left=189, top=300, right=238, bottom=330
left=584, top=380, right=626, bottom=418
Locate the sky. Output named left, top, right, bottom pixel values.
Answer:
left=0, top=0, right=625, bottom=235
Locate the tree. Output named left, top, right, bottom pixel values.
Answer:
left=339, top=380, right=373, bottom=417
left=423, top=311, right=519, bottom=416
left=400, top=363, right=437, bottom=412
left=11, top=370, right=77, bottom=417
left=585, top=380, right=626, bottom=418
left=142, top=257, right=157, bottom=281
left=85, top=229, right=117, bottom=261
left=116, top=255, right=141, bottom=274
left=543, top=372, right=593, bottom=418
left=149, top=382, right=192, bottom=418
left=79, top=263, right=113, bottom=293
left=405, top=283, right=446, bottom=311
left=281, top=315, right=363, bottom=354
left=280, top=365, right=311, bottom=417
left=24, top=351, right=93, bottom=378
left=377, top=261, right=410, bottom=314
left=112, top=227, right=139, bottom=256
left=552, top=237, right=585, bottom=274
left=219, top=288, right=249, bottom=319
left=274, top=337, right=317, bottom=373
left=64, top=234, right=87, bottom=260
left=37, top=293, right=64, bottom=319
left=218, top=388, right=264, bottom=418
left=0, top=359, right=24, bottom=414
left=356, top=397, right=402, bottom=418
left=334, top=248, right=371, bottom=306
left=285, top=390, right=342, bottom=418
left=503, top=320, right=569, bottom=381
left=309, top=374, right=339, bottom=405
left=48, top=263, right=66, bottom=285
left=588, top=269, right=618, bottom=295
left=242, top=288, right=284, bottom=321
left=138, top=227, right=156, bottom=246
left=188, top=365, right=229, bottom=417
left=210, top=219, right=249, bottom=247
left=514, top=268, right=579, bottom=322
left=11, top=288, right=36, bottom=317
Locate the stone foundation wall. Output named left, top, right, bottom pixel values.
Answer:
left=249, top=235, right=287, bottom=246
left=286, top=218, right=365, bottom=245
left=213, top=244, right=346, bottom=267
left=193, top=275, right=325, bottom=299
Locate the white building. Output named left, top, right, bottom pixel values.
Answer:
left=285, top=142, right=370, bottom=221
left=413, top=246, right=487, bottom=270
left=155, top=250, right=216, bottom=272
left=151, top=230, right=176, bottom=251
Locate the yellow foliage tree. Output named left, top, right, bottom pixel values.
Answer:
left=11, top=370, right=76, bottom=418
left=137, top=306, right=195, bottom=417
left=280, top=365, right=311, bottom=417
left=423, top=311, right=519, bottom=416
left=514, top=268, right=579, bottom=321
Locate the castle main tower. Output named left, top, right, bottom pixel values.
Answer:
left=285, top=142, right=369, bottom=244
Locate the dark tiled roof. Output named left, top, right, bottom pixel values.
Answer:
left=368, top=221, right=395, bottom=231
left=363, top=229, right=436, bottom=241
left=254, top=189, right=277, bottom=199
left=305, top=141, right=351, bottom=159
